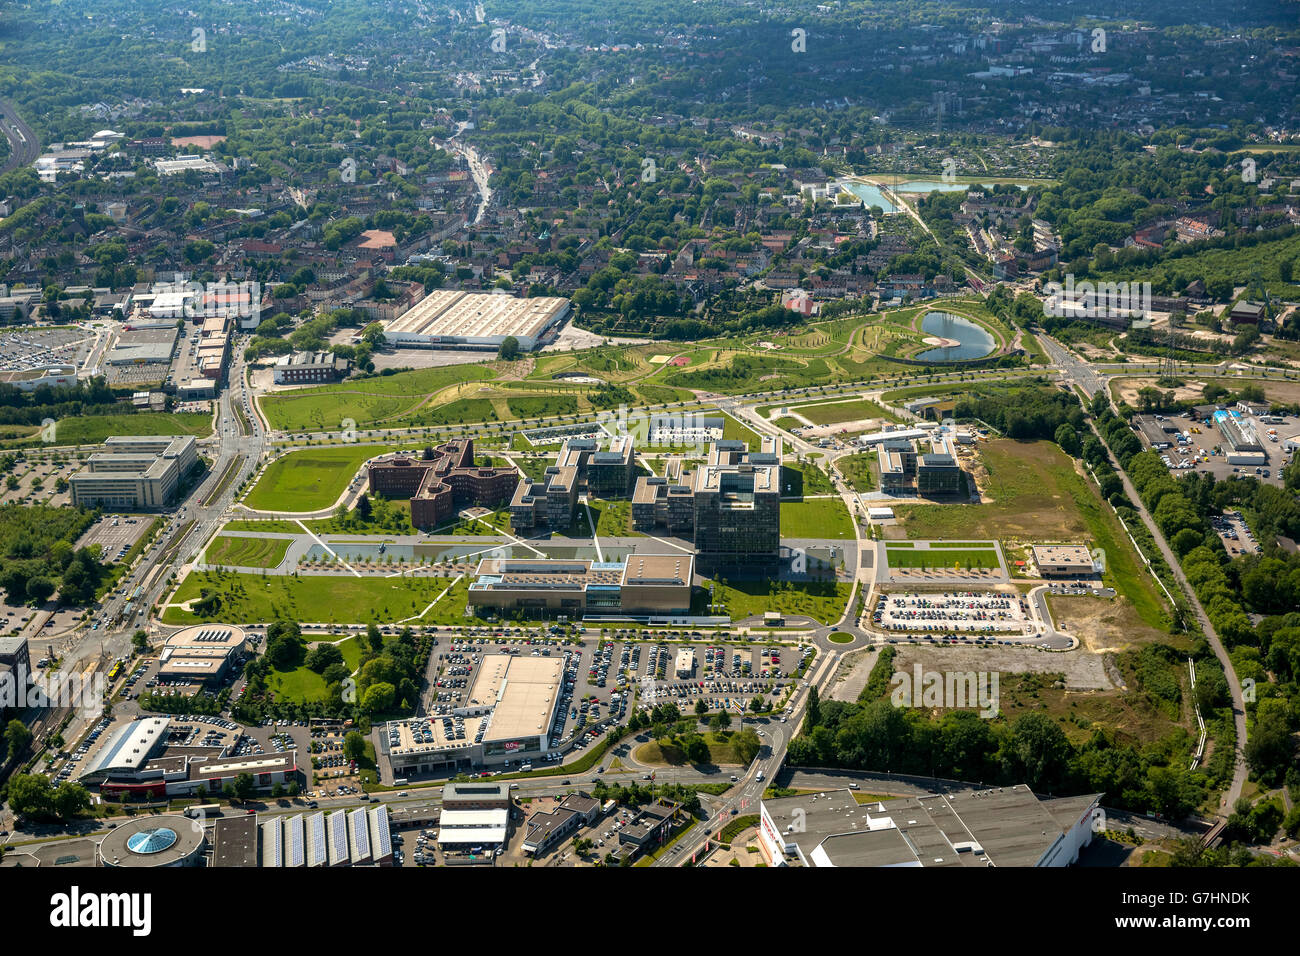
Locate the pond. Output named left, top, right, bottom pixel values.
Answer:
left=915, top=312, right=996, bottom=362
left=840, top=179, right=1028, bottom=213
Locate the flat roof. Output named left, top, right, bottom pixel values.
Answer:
left=1032, top=545, right=1094, bottom=566
left=384, top=290, right=568, bottom=341
left=470, top=655, right=564, bottom=742
left=212, top=814, right=259, bottom=867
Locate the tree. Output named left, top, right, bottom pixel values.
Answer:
left=233, top=772, right=257, bottom=801
left=354, top=493, right=372, bottom=521
left=497, top=335, right=521, bottom=361
left=694, top=698, right=708, bottom=718
left=305, top=643, right=344, bottom=673
left=343, top=730, right=368, bottom=763
left=7, top=774, right=54, bottom=818
left=364, top=622, right=383, bottom=653
left=5, top=718, right=33, bottom=760
left=731, top=728, right=761, bottom=764
left=132, top=630, right=149, bottom=653
left=710, top=710, right=732, bottom=732
left=749, top=696, right=765, bottom=713
left=806, top=685, right=821, bottom=728
left=272, top=782, right=285, bottom=798
left=1054, top=423, right=1081, bottom=457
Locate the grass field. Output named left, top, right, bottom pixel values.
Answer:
left=885, top=543, right=1000, bottom=570
left=244, top=446, right=385, bottom=512
left=56, top=412, right=212, bottom=445
left=204, top=535, right=292, bottom=568
left=784, top=397, right=900, bottom=426
left=780, top=461, right=836, bottom=497
left=264, top=635, right=377, bottom=703
left=891, top=439, right=1168, bottom=628
left=781, top=497, right=854, bottom=539
left=162, top=571, right=473, bottom=625
left=259, top=365, right=493, bottom=431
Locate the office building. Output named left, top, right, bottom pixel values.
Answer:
left=509, top=436, right=635, bottom=532
left=69, top=435, right=197, bottom=509
left=468, top=553, right=694, bottom=618
left=368, top=439, right=518, bottom=529
left=1032, top=545, right=1098, bottom=578
left=272, top=350, right=352, bottom=384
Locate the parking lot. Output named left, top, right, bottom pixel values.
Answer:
left=0, top=325, right=96, bottom=373
left=1139, top=410, right=1292, bottom=487
left=872, top=590, right=1033, bottom=635
left=75, top=513, right=153, bottom=566
left=1212, top=509, right=1262, bottom=557
left=0, top=452, right=82, bottom=508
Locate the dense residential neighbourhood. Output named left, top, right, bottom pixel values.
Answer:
left=0, top=0, right=1296, bottom=921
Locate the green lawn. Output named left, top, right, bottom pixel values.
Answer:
left=780, top=497, right=854, bottom=539
left=701, top=578, right=852, bottom=625
left=204, top=535, right=292, bottom=568
left=837, top=452, right=876, bottom=492
left=163, top=571, right=473, bottom=625
left=244, top=446, right=383, bottom=512
left=780, top=461, right=836, bottom=496
left=885, top=543, right=1000, bottom=570
left=786, top=398, right=900, bottom=426
left=259, top=365, right=493, bottom=431
left=55, top=412, right=212, bottom=445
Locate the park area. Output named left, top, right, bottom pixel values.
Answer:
left=243, top=445, right=386, bottom=512
left=203, top=535, right=292, bottom=569
left=162, top=569, right=472, bottom=625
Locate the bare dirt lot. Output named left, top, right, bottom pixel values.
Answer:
left=1047, top=593, right=1184, bottom=654
left=891, top=644, right=1115, bottom=692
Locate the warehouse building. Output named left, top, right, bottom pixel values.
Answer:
left=211, top=813, right=259, bottom=868
left=468, top=553, right=694, bottom=618
left=256, top=807, right=391, bottom=867
left=368, top=439, right=517, bottom=529
left=383, top=657, right=565, bottom=774
left=1214, top=410, right=1265, bottom=462
left=382, top=290, right=570, bottom=351
left=106, top=326, right=178, bottom=365
left=69, top=434, right=197, bottom=509
left=1133, top=415, right=1175, bottom=450
left=757, top=786, right=1101, bottom=867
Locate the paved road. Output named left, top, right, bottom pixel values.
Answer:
left=1048, top=330, right=1250, bottom=817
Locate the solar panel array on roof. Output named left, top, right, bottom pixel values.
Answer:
left=261, top=819, right=283, bottom=868
left=370, top=805, right=393, bottom=861
left=327, top=810, right=349, bottom=867
left=349, top=808, right=371, bottom=862
left=286, top=815, right=305, bottom=868
left=306, top=812, right=327, bottom=868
